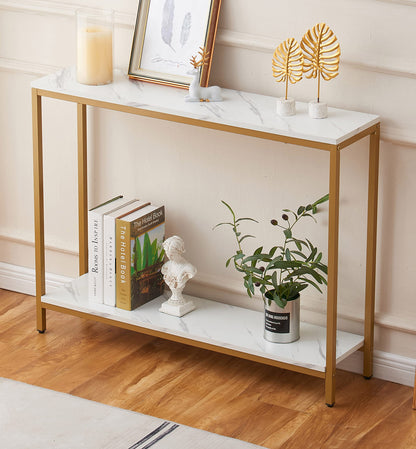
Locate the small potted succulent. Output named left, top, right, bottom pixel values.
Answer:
left=214, top=194, right=328, bottom=343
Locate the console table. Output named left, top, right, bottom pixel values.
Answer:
left=32, top=67, right=380, bottom=406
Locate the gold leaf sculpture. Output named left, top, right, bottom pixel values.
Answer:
left=301, top=23, right=340, bottom=102
left=272, top=38, right=304, bottom=100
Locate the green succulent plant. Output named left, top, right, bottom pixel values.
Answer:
left=214, top=194, right=329, bottom=309
left=132, top=232, right=165, bottom=275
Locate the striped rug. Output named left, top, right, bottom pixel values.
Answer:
left=0, top=377, right=265, bottom=449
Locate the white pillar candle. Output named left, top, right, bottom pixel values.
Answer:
left=76, top=9, right=113, bottom=85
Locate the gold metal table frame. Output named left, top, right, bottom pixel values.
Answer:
left=32, top=85, right=380, bottom=407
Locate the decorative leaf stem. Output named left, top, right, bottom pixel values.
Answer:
left=272, top=38, right=304, bottom=100
left=301, top=23, right=340, bottom=103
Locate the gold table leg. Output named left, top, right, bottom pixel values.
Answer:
left=77, top=103, right=88, bottom=275
left=325, top=146, right=340, bottom=407
left=364, top=124, right=380, bottom=378
left=32, top=88, right=46, bottom=332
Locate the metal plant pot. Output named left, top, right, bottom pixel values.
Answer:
left=264, top=295, right=300, bottom=343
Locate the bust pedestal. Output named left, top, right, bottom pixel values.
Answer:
left=159, top=296, right=196, bottom=317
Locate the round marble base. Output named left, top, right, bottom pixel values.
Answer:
left=159, top=298, right=196, bottom=317
left=276, top=97, right=296, bottom=116
left=309, top=101, right=328, bottom=119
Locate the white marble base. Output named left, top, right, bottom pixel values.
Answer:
left=276, top=97, right=296, bottom=116
left=309, top=101, right=328, bottom=119
left=31, top=67, right=379, bottom=146
left=159, top=297, right=196, bottom=317
left=41, top=275, right=364, bottom=373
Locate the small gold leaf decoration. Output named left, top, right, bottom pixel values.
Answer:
left=272, top=38, right=304, bottom=100
left=301, top=23, right=340, bottom=102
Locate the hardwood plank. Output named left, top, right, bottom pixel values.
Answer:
left=413, top=372, right=416, bottom=410
left=0, top=290, right=26, bottom=313
left=190, top=395, right=301, bottom=447
left=70, top=338, right=202, bottom=411
left=247, top=367, right=324, bottom=412
left=261, top=370, right=413, bottom=448
left=0, top=289, right=414, bottom=449
left=350, top=397, right=416, bottom=449
left=0, top=341, right=42, bottom=378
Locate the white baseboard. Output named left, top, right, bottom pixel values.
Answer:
left=338, top=350, right=415, bottom=387
left=0, top=262, right=71, bottom=296
left=1, top=262, right=414, bottom=387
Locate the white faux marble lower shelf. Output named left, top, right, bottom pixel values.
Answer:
left=42, top=275, right=364, bottom=374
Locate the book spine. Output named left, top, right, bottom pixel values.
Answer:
left=88, top=210, right=104, bottom=303
left=103, top=214, right=116, bottom=306
left=115, top=219, right=132, bottom=310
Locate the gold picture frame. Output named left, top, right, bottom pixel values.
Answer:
left=128, top=0, right=221, bottom=89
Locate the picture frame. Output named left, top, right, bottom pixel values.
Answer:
left=128, top=0, right=221, bottom=89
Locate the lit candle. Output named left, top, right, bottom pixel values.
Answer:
left=76, top=9, right=113, bottom=85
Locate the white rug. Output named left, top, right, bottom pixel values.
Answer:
left=0, top=378, right=265, bottom=449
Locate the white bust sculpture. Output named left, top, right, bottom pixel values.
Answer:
left=159, top=236, right=197, bottom=317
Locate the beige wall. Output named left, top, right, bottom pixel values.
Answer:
left=0, top=0, right=415, bottom=360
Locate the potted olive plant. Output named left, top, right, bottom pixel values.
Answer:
left=214, top=194, right=328, bottom=343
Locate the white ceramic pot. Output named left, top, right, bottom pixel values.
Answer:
left=276, top=97, right=296, bottom=117
left=264, top=295, right=300, bottom=343
left=308, top=101, right=328, bottom=119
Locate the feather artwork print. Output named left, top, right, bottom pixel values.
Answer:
left=161, top=0, right=175, bottom=51
left=180, top=12, right=191, bottom=47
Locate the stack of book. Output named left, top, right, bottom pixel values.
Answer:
left=88, top=196, right=165, bottom=310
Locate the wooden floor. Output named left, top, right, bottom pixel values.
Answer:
left=1, top=289, right=415, bottom=448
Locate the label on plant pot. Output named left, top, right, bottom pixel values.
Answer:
left=265, top=310, right=290, bottom=333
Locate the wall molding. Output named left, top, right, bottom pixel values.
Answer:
left=380, top=128, right=416, bottom=148
left=377, top=0, right=416, bottom=6
left=1, top=260, right=414, bottom=387
left=0, top=233, right=78, bottom=256
left=216, top=29, right=416, bottom=81
left=300, top=295, right=416, bottom=335
left=0, top=0, right=77, bottom=16
left=1, top=0, right=415, bottom=81
left=0, top=56, right=60, bottom=76
left=193, top=273, right=416, bottom=336
left=0, top=0, right=135, bottom=27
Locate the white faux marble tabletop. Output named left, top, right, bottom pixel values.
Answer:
left=32, top=67, right=380, bottom=146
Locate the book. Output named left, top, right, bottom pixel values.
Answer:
left=103, top=199, right=150, bottom=306
left=88, top=195, right=126, bottom=304
left=116, top=204, right=165, bottom=310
